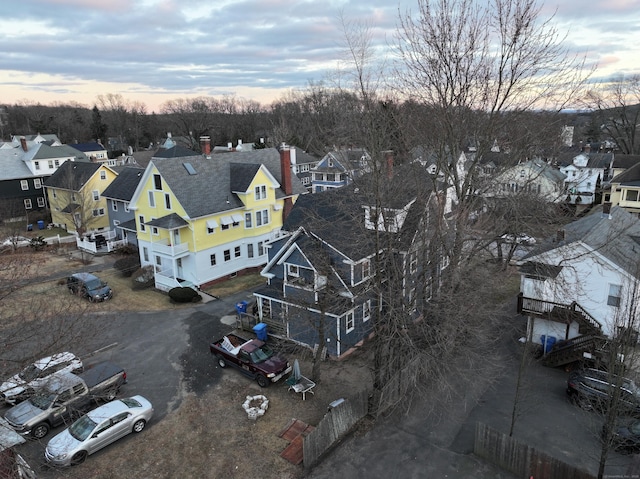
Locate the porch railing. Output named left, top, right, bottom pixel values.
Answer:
left=517, top=293, right=603, bottom=335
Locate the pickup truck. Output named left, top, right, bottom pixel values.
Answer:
left=3, top=361, right=126, bottom=439
left=210, top=333, right=291, bottom=388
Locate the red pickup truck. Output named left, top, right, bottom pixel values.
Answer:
left=209, top=333, right=291, bottom=387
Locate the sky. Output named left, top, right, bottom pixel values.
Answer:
left=1, top=0, right=639, bottom=113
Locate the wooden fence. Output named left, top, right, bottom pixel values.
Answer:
left=474, top=422, right=596, bottom=479
left=303, top=389, right=370, bottom=468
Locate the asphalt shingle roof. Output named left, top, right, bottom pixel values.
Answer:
left=151, top=148, right=307, bottom=219
left=44, top=161, right=101, bottom=190
left=101, top=167, right=145, bottom=201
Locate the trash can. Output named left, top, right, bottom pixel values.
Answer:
left=37, top=220, right=45, bottom=230
left=26, top=224, right=33, bottom=231
left=541, top=335, right=557, bottom=354
left=253, top=322, right=268, bottom=341
left=235, top=300, right=248, bottom=315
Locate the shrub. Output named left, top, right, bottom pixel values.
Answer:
left=114, top=256, right=141, bottom=277
left=29, top=236, right=47, bottom=251
left=131, top=266, right=155, bottom=290
left=168, top=287, right=202, bottom=303
left=115, top=244, right=138, bottom=255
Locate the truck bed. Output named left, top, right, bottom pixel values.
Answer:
left=79, top=361, right=126, bottom=389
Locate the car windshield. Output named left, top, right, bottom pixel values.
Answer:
left=68, top=415, right=98, bottom=441
left=120, top=397, right=141, bottom=408
left=250, top=346, right=274, bottom=363
left=29, top=393, right=56, bottom=410
left=85, top=278, right=103, bottom=290
left=18, top=364, right=42, bottom=381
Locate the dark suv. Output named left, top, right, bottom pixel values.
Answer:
left=67, top=272, right=113, bottom=302
left=567, top=368, right=640, bottom=415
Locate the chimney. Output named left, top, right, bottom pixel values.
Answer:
left=20, top=137, right=28, bottom=152
left=280, top=144, right=293, bottom=221
left=236, top=139, right=243, bottom=151
left=200, top=136, right=211, bottom=156
left=227, top=142, right=233, bottom=151
left=384, top=150, right=394, bottom=179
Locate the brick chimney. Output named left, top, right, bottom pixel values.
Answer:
left=280, top=144, right=294, bottom=221
left=384, top=150, right=394, bottom=179
left=20, top=137, right=28, bottom=152
left=200, top=136, right=211, bottom=156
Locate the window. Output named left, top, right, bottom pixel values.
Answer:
left=52, top=190, right=57, bottom=198
left=328, top=159, right=334, bottom=167
left=221, top=223, right=230, bottom=231
left=410, top=252, right=418, bottom=274
left=247, top=243, right=254, bottom=258
left=256, top=209, right=269, bottom=226
left=100, top=171, right=106, bottom=180
left=258, top=241, right=265, bottom=256
left=210, top=254, right=216, bottom=266
left=234, top=246, right=241, bottom=258
left=113, top=219, right=120, bottom=226
left=327, top=173, right=335, bottom=182
left=224, top=249, right=231, bottom=262
left=124, top=202, right=130, bottom=212
left=48, top=160, right=54, bottom=169
left=151, top=226, right=158, bottom=235
left=148, top=191, right=155, bottom=207
left=165, top=193, right=171, bottom=209
left=92, top=190, right=100, bottom=201
left=155, top=256, right=162, bottom=266
left=254, top=185, right=267, bottom=200
left=345, top=311, right=354, bottom=333
left=154, top=174, right=162, bottom=190
left=363, top=300, right=371, bottom=322
left=20, top=180, right=28, bottom=190
left=608, top=284, right=622, bottom=307
left=362, top=260, right=370, bottom=279
left=139, top=215, right=146, bottom=232
left=288, top=264, right=299, bottom=277
left=37, top=197, right=45, bottom=207
left=54, top=159, right=60, bottom=167
left=112, top=202, right=118, bottom=212
left=92, top=208, right=105, bottom=217
left=24, top=199, right=32, bottom=209
left=143, top=247, right=149, bottom=262
left=34, top=178, right=42, bottom=189
left=34, top=161, right=40, bottom=170
left=626, top=190, right=639, bottom=202
left=245, top=212, right=252, bottom=228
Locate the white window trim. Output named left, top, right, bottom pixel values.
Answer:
left=345, top=311, right=355, bottom=333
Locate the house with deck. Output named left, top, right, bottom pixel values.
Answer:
left=516, top=205, right=640, bottom=366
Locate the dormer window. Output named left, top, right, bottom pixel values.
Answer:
left=255, top=185, right=267, bottom=200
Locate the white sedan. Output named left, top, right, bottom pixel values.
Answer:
left=45, top=395, right=154, bottom=467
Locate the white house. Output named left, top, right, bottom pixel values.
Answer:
left=559, top=150, right=613, bottom=205
left=516, top=205, right=640, bottom=350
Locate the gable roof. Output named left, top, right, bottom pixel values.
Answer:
left=611, top=161, right=640, bottom=186
left=152, top=145, right=202, bottom=160
left=44, top=161, right=102, bottom=190
left=521, top=205, right=640, bottom=278
left=101, top=167, right=145, bottom=201
left=69, top=142, right=106, bottom=153
left=147, top=148, right=306, bottom=219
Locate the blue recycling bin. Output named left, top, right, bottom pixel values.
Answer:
left=26, top=224, right=33, bottom=231
left=541, top=335, right=557, bottom=354
left=253, top=322, right=268, bottom=341
left=235, top=300, right=248, bottom=315
left=37, top=220, right=45, bottom=230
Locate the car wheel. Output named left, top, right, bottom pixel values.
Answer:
left=71, top=451, right=87, bottom=465
left=105, top=388, right=118, bottom=401
left=31, top=423, right=49, bottom=439
left=217, top=356, right=226, bottom=368
left=256, top=374, right=269, bottom=388
left=132, top=419, right=146, bottom=433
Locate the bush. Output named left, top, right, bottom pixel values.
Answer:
left=114, top=256, right=141, bottom=277
left=115, top=244, right=138, bottom=255
left=131, top=266, right=155, bottom=290
left=29, top=236, right=47, bottom=251
left=168, top=287, right=202, bottom=303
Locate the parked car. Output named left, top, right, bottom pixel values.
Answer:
left=1, top=352, right=83, bottom=405
left=500, top=233, right=536, bottom=245
left=567, top=368, right=640, bottom=415
left=603, top=419, right=640, bottom=453
left=67, top=273, right=112, bottom=302
left=45, top=395, right=154, bottom=467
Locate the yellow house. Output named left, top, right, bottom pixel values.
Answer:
left=128, top=146, right=306, bottom=290
left=44, top=161, right=117, bottom=234
left=605, top=161, right=640, bottom=214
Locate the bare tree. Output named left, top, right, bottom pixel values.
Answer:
left=585, top=75, right=640, bottom=154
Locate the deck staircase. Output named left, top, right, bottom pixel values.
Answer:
left=541, top=334, right=609, bottom=368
